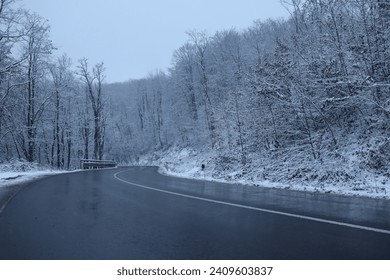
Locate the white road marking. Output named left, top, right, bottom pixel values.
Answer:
left=0, top=189, right=22, bottom=215
left=114, top=170, right=390, bottom=235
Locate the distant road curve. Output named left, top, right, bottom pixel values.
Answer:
left=0, top=166, right=389, bottom=259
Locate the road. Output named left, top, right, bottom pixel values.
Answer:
left=0, top=166, right=390, bottom=259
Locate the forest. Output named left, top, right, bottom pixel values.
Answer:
left=1, top=0, right=389, bottom=195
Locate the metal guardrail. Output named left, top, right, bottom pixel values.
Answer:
left=80, top=159, right=117, bottom=170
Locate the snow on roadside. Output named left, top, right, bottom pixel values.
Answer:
left=0, top=160, right=66, bottom=188
left=139, top=147, right=390, bottom=200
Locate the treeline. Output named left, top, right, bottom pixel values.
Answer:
left=1, top=0, right=389, bottom=180
left=0, top=0, right=106, bottom=169
left=107, top=0, right=389, bottom=180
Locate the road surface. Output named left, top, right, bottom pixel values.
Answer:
left=0, top=166, right=390, bottom=259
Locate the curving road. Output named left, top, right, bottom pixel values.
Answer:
left=0, top=166, right=390, bottom=260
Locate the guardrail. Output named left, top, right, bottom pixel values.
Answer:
left=80, top=159, right=117, bottom=170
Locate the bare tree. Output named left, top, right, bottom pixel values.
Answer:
left=49, top=54, right=74, bottom=168
left=187, top=30, right=217, bottom=149
left=78, top=58, right=106, bottom=160
left=21, top=13, right=54, bottom=162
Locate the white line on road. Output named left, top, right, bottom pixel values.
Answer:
left=113, top=170, right=390, bottom=235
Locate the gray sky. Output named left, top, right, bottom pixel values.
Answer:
left=21, top=0, right=289, bottom=83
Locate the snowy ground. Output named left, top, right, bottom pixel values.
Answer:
left=138, top=147, right=390, bottom=200
left=0, top=160, right=66, bottom=188
left=1, top=150, right=389, bottom=200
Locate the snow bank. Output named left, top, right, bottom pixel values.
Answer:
left=138, top=147, right=390, bottom=200
left=0, top=160, right=66, bottom=188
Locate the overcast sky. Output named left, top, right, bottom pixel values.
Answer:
left=21, top=0, right=289, bottom=83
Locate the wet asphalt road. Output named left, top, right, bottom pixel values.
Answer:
left=0, top=166, right=390, bottom=260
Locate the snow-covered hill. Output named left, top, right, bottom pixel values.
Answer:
left=138, top=146, right=390, bottom=200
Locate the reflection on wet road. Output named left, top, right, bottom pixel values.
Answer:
left=0, top=167, right=389, bottom=259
